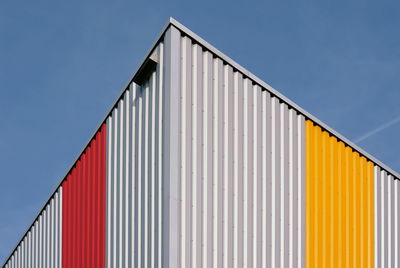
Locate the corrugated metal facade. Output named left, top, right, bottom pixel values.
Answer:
left=62, top=124, right=106, bottom=268
left=3, top=18, right=400, bottom=268
left=4, top=187, right=62, bottom=268
left=105, top=42, right=164, bottom=268
left=306, top=121, right=374, bottom=268
left=175, top=34, right=306, bottom=268
left=374, top=166, right=400, bottom=268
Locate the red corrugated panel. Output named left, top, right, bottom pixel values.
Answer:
left=62, top=123, right=106, bottom=268
left=100, top=125, right=106, bottom=268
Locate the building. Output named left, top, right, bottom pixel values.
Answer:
left=2, top=17, right=397, bottom=268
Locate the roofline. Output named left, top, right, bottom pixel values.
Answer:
left=168, top=17, right=400, bottom=180
left=3, top=16, right=399, bottom=267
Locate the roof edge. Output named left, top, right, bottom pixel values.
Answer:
left=168, top=17, right=400, bottom=180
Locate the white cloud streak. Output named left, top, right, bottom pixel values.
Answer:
left=355, top=115, right=400, bottom=143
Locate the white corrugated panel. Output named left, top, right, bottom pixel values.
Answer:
left=175, top=34, right=306, bottom=268
left=375, top=166, right=400, bottom=268
left=3, top=187, right=62, bottom=268
left=106, top=42, right=164, bottom=268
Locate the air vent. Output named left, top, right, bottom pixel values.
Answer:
left=133, top=50, right=159, bottom=85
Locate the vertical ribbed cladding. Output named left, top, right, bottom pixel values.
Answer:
left=106, top=42, right=164, bottom=268
left=3, top=187, right=62, bottom=268
left=306, top=121, right=375, bottom=268
left=177, top=34, right=306, bottom=268
left=61, top=123, right=106, bottom=268
left=374, top=166, right=399, bottom=268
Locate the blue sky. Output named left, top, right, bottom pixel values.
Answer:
left=1, top=0, right=400, bottom=263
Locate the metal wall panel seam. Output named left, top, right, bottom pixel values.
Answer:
left=133, top=84, right=140, bottom=268
left=89, top=129, right=93, bottom=268
left=261, top=84, right=268, bottom=268
left=59, top=187, right=62, bottom=268
left=143, top=80, right=148, bottom=267
left=197, top=44, right=205, bottom=268
left=217, top=58, right=224, bottom=268
left=202, top=50, right=210, bottom=268
left=255, top=85, right=262, bottom=268
left=375, top=166, right=380, bottom=268
left=247, top=78, right=254, bottom=268
left=149, top=72, right=155, bottom=266
left=93, top=128, right=97, bottom=268
left=275, top=97, right=282, bottom=268
left=226, top=64, right=234, bottom=268
left=289, top=109, right=294, bottom=268
left=137, top=83, right=143, bottom=268
left=50, top=193, right=54, bottom=267
left=206, top=50, right=214, bottom=268
left=110, top=112, right=115, bottom=268
left=106, top=116, right=111, bottom=268
left=233, top=70, right=238, bottom=268
left=186, top=37, right=194, bottom=268
left=271, top=97, right=276, bottom=267
left=125, top=88, right=131, bottom=268
left=383, top=170, right=387, bottom=268
left=162, top=25, right=181, bottom=268
left=120, top=87, right=129, bottom=268
left=242, top=78, right=249, bottom=268
left=50, top=198, right=54, bottom=267
left=117, top=96, right=123, bottom=268
left=151, top=53, right=157, bottom=268
left=83, top=139, right=88, bottom=268
left=157, top=41, right=164, bottom=268
left=238, top=71, right=245, bottom=268
left=35, top=220, right=37, bottom=268
left=142, top=81, right=148, bottom=267
left=43, top=209, right=46, bottom=267
left=180, top=35, right=187, bottom=268
left=299, top=115, right=305, bottom=268
left=282, top=102, right=289, bottom=268
left=196, top=46, right=203, bottom=266
left=198, top=48, right=212, bottom=267
left=397, top=178, right=400, bottom=268
left=390, top=175, right=395, bottom=268
left=212, top=57, right=219, bottom=268
left=192, top=43, right=199, bottom=268
left=129, top=83, right=135, bottom=268
left=266, top=91, right=273, bottom=268
left=133, top=83, right=139, bottom=268
left=27, top=231, right=30, bottom=268
left=150, top=61, right=157, bottom=268
left=39, top=212, right=43, bottom=267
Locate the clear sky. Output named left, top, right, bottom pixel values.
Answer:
left=1, top=0, right=400, bottom=263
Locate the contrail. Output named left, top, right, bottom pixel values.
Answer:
left=354, top=115, right=400, bottom=143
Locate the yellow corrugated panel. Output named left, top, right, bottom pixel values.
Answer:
left=306, top=120, right=374, bottom=267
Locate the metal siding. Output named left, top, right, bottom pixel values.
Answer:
left=176, top=32, right=306, bottom=267
left=162, top=26, right=180, bottom=268
left=105, top=42, right=164, bottom=268
left=374, top=166, right=400, bottom=268
left=60, top=123, right=106, bottom=268
left=3, top=188, right=62, bottom=268
left=306, top=121, right=375, bottom=268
